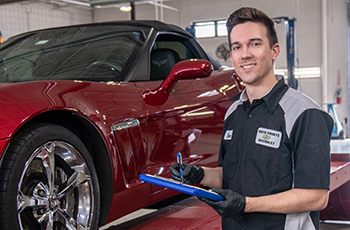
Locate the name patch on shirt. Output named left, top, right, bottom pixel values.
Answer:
left=255, top=127, right=282, bottom=149
left=224, top=130, right=233, bottom=140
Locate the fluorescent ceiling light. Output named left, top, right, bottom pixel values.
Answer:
left=120, top=4, right=131, bottom=12
left=59, top=0, right=90, bottom=7
left=275, top=67, right=321, bottom=79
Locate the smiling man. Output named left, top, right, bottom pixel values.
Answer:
left=229, top=19, right=280, bottom=102
left=170, top=7, right=334, bottom=230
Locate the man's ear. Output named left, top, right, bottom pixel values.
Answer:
left=271, top=43, right=280, bottom=61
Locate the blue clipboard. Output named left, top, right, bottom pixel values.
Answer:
left=139, top=174, right=224, bottom=201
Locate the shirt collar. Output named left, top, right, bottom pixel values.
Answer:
left=262, top=75, right=289, bottom=113
left=228, top=75, right=289, bottom=113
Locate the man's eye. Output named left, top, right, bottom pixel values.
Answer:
left=252, top=43, right=260, bottom=47
left=232, top=46, right=240, bottom=50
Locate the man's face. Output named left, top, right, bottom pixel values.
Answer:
left=229, top=21, right=280, bottom=86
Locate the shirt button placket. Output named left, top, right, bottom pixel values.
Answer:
left=244, top=114, right=251, bottom=143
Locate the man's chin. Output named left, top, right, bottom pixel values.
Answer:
left=237, top=74, right=258, bottom=85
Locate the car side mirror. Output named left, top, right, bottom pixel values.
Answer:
left=143, top=59, right=213, bottom=106
left=161, top=59, right=213, bottom=92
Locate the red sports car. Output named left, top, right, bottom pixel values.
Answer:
left=0, top=21, right=243, bottom=229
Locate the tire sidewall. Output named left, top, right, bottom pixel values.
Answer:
left=0, top=123, right=100, bottom=230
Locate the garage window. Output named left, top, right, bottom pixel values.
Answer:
left=193, top=20, right=227, bottom=38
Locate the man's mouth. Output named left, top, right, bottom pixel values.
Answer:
left=242, top=63, right=256, bottom=69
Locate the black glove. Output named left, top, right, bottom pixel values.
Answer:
left=198, top=188, right=246, bottom=218
left=169, top=163, right=204, bottom=185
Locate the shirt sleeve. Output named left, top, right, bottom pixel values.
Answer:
left=290, top=109, right=334, bottom=190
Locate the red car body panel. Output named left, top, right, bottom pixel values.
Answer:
left=0, top=139, right=9, bottom=158
left=109, top=70, right=242, bottom=221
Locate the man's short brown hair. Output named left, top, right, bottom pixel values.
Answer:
left=226, top=7, right=278, bottom=49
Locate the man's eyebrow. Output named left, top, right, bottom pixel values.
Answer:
left=249, top=38, right=263, bottom=42
left=231, top=38, right=263, bottom=46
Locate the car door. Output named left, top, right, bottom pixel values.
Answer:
left=139, top=33, right=240, bottom=195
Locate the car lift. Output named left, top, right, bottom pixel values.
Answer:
left=273, top=17, right=297, bottom=89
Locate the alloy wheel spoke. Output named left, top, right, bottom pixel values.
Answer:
left=40, top=211, right=54, bottom=230
left=37, top=142, right=56, bottom=194
left=56, top=164, right=90, bottom=200
left=17, top=190, right=48, bottom=213
left=57, top=207, right=89, bottom=230
left=34, top=211, right=52, bottom=230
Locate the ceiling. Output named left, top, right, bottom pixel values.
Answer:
left=0, top=0, right=174, bottom=9
left=0, top=0, right=26, bottom=4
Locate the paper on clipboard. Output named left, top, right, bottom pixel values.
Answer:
left=139, top=174, right=224, bottom=201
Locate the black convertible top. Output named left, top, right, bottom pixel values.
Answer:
left=6, top=20, right=191, bottom=42
left=93, top=20, right=189, bottom=34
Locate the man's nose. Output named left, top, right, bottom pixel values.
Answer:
left=241, top=46, right=252, bottom=59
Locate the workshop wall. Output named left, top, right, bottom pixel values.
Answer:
left=93, top=3, right=182, bottom=25
left=326, top=0, right=348, bottom=131
left=0, top=2, right=92, bottom=41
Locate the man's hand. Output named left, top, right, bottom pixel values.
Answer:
left=169, top=163, right=204, bottom=185
left=198, top=188, right=246, bottom=218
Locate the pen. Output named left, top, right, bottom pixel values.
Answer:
left=177, top=152, right=183, bottom=183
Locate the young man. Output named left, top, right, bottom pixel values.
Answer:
left=170, top=7, right=334, bottom=230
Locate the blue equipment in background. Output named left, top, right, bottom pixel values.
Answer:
left=273, top=17, right=297, bottom=89
left=327, top=103, right=345, bottom=139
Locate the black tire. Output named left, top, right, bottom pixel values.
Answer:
left=0, top=123, right=100, bottom=230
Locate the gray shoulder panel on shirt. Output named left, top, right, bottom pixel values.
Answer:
left=225, top=100, right=243, bottom=120
left=285, top=212, right=316, bottom=230
left=279, top=88, right=323, bottom=137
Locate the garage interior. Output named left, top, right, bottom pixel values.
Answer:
left=0, top=0, right=350, bottom=229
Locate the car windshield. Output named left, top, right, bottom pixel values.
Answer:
left=0, top=25, right=148, bottom=83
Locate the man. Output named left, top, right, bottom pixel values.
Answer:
left=170, top=7, right=333, bottom=230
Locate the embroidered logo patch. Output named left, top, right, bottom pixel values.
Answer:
left=255, top=127, right=282, bottom=149
left=224, top=130, right=233, bottom=140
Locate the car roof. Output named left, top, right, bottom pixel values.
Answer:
left=94, top=20, right=188, bottom=34
left=7, top=20, right=191, bottom=41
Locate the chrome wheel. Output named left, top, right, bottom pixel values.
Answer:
left=17, top=141, right=94, bottom=230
